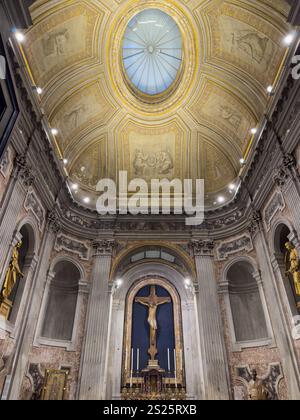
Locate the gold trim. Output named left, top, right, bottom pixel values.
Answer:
left=122, top=277, right=185, bottom=387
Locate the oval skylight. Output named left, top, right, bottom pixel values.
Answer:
left=122, top=9, right=183, bottom=96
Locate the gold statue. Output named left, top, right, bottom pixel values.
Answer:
left=135, top=286, right=171, bottom=362
left=285, top=242, right=300, bottom=296
left=248, top=369, right=268, bottom=401
left=0, top=241, right=23, bottom=303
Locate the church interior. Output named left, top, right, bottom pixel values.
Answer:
left=0, top=0, right=300, bottom=400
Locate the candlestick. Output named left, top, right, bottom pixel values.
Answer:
left=167, top=348, right=170, bottom=372
left=137, top=348, right=139, bottom=372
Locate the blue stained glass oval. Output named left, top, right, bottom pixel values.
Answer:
left=122, top=9, right=183, bottom=95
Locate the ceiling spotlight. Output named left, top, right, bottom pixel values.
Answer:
left=251, top=128, right=258, bottom=135
left=217, top=196, right=225, bottom=204
left=240, top=158, right=246, bottom=165
left=15, top=31, right=25, bottom=43
left=71, top=183, right=78, bottom=191
left=63, top=158, right=68, bottom=165
left=83, top=197, right=90, bottom=204
left=284, top=33, right=295, bottom=46
left=229, top=184, right=235, bottom=190
left=267, top=85, right=273, bottom=94
left=51, top=128, right=58, bottom=136
left=36, top=87, right=43, bottom=95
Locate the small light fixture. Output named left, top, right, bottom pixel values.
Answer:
left=71, top=183, right=78, bottom=191
left=116, top=279, right=123, bottom=288
left=251, top=128, right=258, bottom=135
left=184, top=278, right=191, bottom=286
left=217, top=196, right=225, bottom=204
left=284, top=33, right=295, bottom=46
left=51, top=128, right=58, bottom=136
left=267, top=85, right=273, bottom=94
left=83, top=197, right=90, bottom=204
left=36, top=87, right=43, bottom=95
left=15, top=31, right=25, bottom=43
left=240, top=158, right=245, bottom=165
left=229, top=184, right=235, bottom=190
left=63, top=158, right=68, bottom=165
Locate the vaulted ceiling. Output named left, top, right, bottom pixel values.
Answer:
left=23, top=0, right=291, bottom=207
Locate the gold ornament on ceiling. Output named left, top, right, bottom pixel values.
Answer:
left=23, top=0, right=291, bottom=205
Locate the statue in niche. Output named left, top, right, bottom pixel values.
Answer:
left=42, top=28, right=70, bottom=57
left=285, top=242, right=300, bottom=297
left=0, top=241, right=23, bottom=303
left=248, top=369, right=268, bottom=400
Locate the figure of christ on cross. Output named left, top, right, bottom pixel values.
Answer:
left=135, top=285, right=171, bottom=361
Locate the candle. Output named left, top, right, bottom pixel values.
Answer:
left=167, top=348, right=170, bottom=372
left=174, top=348, right=177, bottom=371
left=174, top=348, right=177, bottom=388
left=130, top=348, right=133, bottom=387
left=137, top=348, right=139, bottom=372
left=180, top=349, right=183, bottom=371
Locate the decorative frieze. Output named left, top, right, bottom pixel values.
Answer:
left=263, top=191, right=285, bottom=231
left=216, top=234, right=253, bottom=261
left=55, top=233, right=90, bottom=260
left=24, top=188, right=46, bottom=231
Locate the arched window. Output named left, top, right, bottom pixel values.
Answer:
left=41, top=261, right=80, bottom=342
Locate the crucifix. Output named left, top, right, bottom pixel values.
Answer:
left=135, top=285, right=171, bottom=362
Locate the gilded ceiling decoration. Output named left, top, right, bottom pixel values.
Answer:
left=23, top=0, right=291, bottom=206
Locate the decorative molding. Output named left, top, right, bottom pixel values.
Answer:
left=236, top=363, right=283, bottom=400
left=24, top=188, right=46, bottom=232
left=54, top=233, right=90, bottom=260
left=0, top=148, right=12, bottom=178
left=216, top=234, right=253, bottom=261
left=263, top=191, right=285, bottom=231
left=28, top=364, right=44, bottom=400
left=14, top=154, right=35, bottom=188
left=92, top=239, right=115, bottom=256
left=47, top=208, right=61, bottom=234
left=190, top=240, right=214, bottom=257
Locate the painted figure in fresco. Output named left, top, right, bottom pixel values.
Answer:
left=232, top=31, right=269, bottom=64
left=0, top=241, right=23, bottom=302
left=248, top=369, right=268, bottom=401
left=42, top=28, right=70, bottom=57
left=285, top=241, right=300, bottom=296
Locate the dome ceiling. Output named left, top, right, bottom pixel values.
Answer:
left=23, top=0, right=291, bottom=208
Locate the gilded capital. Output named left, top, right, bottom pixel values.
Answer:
left=92, top=239, right=115, bottom=256
left=190, top=240, right=214, bottom=257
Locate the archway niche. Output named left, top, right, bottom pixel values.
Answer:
left=41, top=261, right=80, bottom=341
left=273, top=223, right=299, bottom=318
left=227, top=260, right=270, bottom=344
left=8, top=224, right=36, bottom=323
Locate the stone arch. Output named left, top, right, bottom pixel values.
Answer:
left=40, top=257, right=82, bottom=342
left=221, top=256, right=273, bottom=350
left=106, top=258, right=203, bottom=400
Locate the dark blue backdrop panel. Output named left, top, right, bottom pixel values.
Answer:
left=131, top=285, right=176, bottom=375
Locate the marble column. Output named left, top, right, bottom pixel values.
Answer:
left=0, top=155, right=34, bottom=289
left=78, top=239, right=115, bottom=400
left=191, top=240, right=230, bottom=400
left=249, top=213, right=300, bottom=399
left=6, top=211, right=59, bottom=400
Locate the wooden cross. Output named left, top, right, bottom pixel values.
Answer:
left=135, top=285, right=171, bottom=361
